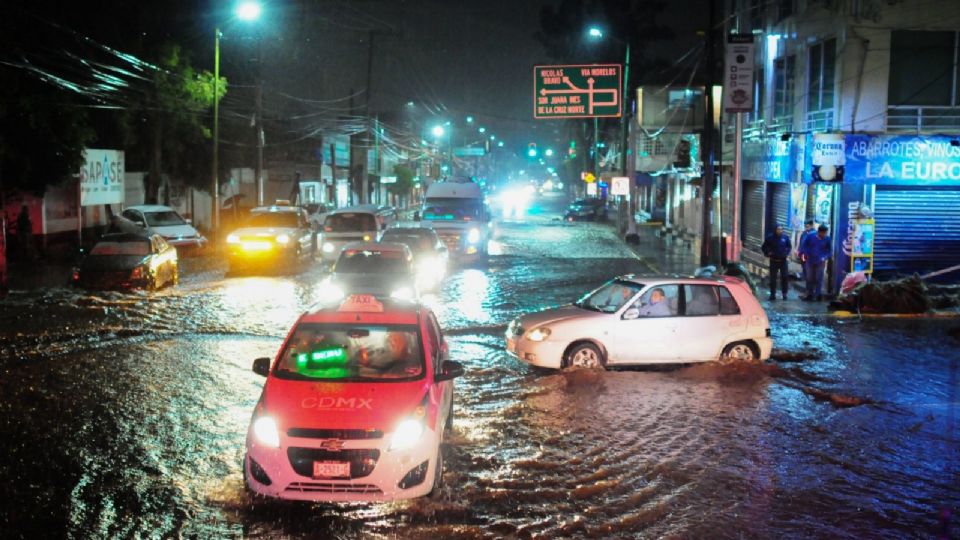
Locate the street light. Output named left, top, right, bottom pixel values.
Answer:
left=545, top=148, right=554, bottom=157
left=212, top=1, right=261, bottom=239
left=431, top=125, right=445, bottom=138
left=478, top=126, right=486, bottom=133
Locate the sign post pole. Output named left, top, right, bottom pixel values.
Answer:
left=722, top=33, right=755, bottom=264
left=731, top=112, right=743, bottom=263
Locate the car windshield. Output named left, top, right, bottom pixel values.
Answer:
left=325, top=213, right=376, bottom=232
left=575, top=280, right=643, bottom=313
left=422, top=198, right=482, bottom=221
left=274, top=323, right=424, bottom=381
left=335, top=249, right=410, bottom=274
left=90, top=240, right=150, bottom=256
left=143, top=210, right=187, bottom=227
left=246, top=212, right=299, bottom=228
left=381, top=233, right=434, bottom=252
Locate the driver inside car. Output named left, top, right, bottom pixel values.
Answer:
left=636, top=288, right=671, bottom=317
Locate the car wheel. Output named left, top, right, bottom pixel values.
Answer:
left=565, top=342, right=605, bottom=369
left=428, top=446, right=444, bottom=497
left=721, top=341, right=759, bottom=361
left=444, top=400, right=454, bottom=433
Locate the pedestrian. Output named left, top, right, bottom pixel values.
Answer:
left=797, top=219, right=816, bottom=282
left=16, top=205, right=36, bottom=261
left=761, top=224, right=792, bottom=301
left=800, top=224, right=832, bottom=301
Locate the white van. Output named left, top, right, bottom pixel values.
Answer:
left=419, top=180, right=491, bottom=259
left=319, top=206, right=383, bottom=263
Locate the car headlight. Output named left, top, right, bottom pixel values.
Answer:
left=467, top=228, right=480, bottom=244
left=226, top=234, right=240, bottom=244
left=275, top=233, right=290, bottom=245
left=322, top=242, right=335, bottom=253
left=526, top=327, right=551, bottom=342
left=389, top=418, right=425, bottom=451
left=363, top=234, right=372, bottom=242
left=390, top=286, right=414, bottom=301
left=252, top=416, right=280, bottom=448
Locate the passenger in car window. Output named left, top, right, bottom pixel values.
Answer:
left=637, top=288, right=671, bottom=317
left=686, top=286, right=719, bottom=316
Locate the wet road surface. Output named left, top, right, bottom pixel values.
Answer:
left=1, top=194, right=958, bottom=538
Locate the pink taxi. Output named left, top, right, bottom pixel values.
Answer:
left=244, top=294, right=464, bottom=501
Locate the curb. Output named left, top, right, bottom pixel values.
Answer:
left=829, top=310, right=960, bottom=319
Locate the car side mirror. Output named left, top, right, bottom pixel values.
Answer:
left=435, top=360, right=464, bottom=382
left=185, top=218, right=193, bottom=225
left=622, top=308, right=640, bottom=320
left=252, top=357, right=271, bottom=377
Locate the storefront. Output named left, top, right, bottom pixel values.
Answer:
left=819, top=134, right=960, bottom=286
left=741, top=137, right=800, bottom=259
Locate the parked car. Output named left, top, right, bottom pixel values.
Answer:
left=244, top=292, right=464, bottom=501
left=303, top=202, right=334, bottom=232
left=563, top=198, right=607, bottom=221
left=72, top=232, right=178, bottom=290
left=122, top=205, right=208, bottom=255
left=506, top=274, right=772, bottom=369
left=379, top=227, right=448, bottom=291
left=225, top=204, right=315, bottom=273
left=320, top=242, right=419, bottom=302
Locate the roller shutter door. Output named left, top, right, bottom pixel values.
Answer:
left=742, top=180, right=765, bottom=251
left=873, top=186, right=960, bottom=280
left=768, top=183, right=790, bottom=233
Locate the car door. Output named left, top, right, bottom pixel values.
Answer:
left=424, top=312, right=452, bottom=430
left=608, top=284, right=682, bottom=364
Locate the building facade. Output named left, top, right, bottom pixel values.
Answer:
left=726, top=0, right=960, bottom=289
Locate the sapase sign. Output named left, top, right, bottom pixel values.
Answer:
left=79, top=149, right=125, bottom=206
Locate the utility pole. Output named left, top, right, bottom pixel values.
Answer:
left=255, top=39, right=264, bottom=206
left=699, top=0, right=717, bottom=266
left=212, top=28, right=221, bottom=236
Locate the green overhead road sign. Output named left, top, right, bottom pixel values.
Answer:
left=534, top=64, right=622, bottom=119
left=454, top=146, right=486, bottom=157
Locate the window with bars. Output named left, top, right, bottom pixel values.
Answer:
left=773, top=55, right=796, bottom=120
left=640, top=137, right=668, bottom=157
left=807, top=39, right=836, bottom=112
left=888, top=30, right=959, bottom=106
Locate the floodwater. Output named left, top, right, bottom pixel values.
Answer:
left=0, top=195, right=957, bottom=539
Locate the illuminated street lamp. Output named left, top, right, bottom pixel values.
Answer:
left=478, top=126, right=486, bottom=133
left=431, top=125, right=445, bottom=138
left=212, top=1, right=262, bottom=238
left=545, top=148, right=554, bottom=157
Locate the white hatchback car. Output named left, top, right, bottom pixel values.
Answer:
left=506, top=275, right=773, bottom=368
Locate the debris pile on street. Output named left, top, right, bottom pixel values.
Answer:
left=830, top=275, right=960, bottom=314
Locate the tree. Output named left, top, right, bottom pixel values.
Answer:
left=388, top=164, right=416, bottom=205
left=139, top=44, right=226, bottom=204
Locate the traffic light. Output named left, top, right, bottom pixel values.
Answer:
left=527, top=143, right=537, bottom=158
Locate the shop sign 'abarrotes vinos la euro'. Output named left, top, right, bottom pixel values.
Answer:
left=534, top=64, right=622, bottom=119
left=723, top=34, right=755, bottom=113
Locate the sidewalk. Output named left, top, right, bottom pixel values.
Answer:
left=619, top=223, right=869, bottom=318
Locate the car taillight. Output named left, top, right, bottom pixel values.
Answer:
left=130, top=266, right=144, bottom=280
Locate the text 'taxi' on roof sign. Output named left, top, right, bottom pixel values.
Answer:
left=534, top=64, right=622, bottom=119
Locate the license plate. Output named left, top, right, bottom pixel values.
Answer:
left=506, top=339, right=516, bottom=352
left=313, top=461, right=350, bottom=478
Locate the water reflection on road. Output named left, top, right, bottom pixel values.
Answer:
left=0, top=197, right=957, bottom=538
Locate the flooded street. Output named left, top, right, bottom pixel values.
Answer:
left=1, top=196, right=957, bottom=539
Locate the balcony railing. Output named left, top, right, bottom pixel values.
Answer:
left=804, top=109, right=835, bottom=132
left=887, top=106, right=960, bottom=133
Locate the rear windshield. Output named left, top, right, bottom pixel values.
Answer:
left=274, top=323, right=424, bottom=381
left=90, top=240, right=150, bottom=256
left=144, top=211, right=186, bottom=227
left=246, top=212, right=299, bottom=228
left=335, top=249, right=410, bottom=274
left=381, top=232, right=434, bottom=252
left=325, top=213, right=376, bottom=232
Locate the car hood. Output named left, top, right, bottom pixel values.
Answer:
left=148, top=223, right=201, bottom=239
left=261, top=377, right=429, bottom=431
left=516, top=304, right=605, bottom=329
left=230, top=226, right=298, bottom=238
left=81, top=254, right=148, bottom=271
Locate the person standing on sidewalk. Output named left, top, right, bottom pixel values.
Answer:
left=800, top=225, right=832, bottom=301
left=761, top=224, right=792, bottom=301
left=797, top=219, right=816, bottom=282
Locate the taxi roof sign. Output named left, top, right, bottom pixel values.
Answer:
left=338, top=294, right=385, bottom=313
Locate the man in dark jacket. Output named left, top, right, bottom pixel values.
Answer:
left=761, top=224, right=792, bottom=301
left=799, top=225, right=832, bottom=301
left=797, top=219, right=816, bottom=282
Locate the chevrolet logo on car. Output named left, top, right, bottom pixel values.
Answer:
left=318, top=439, right=345, bottom=452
